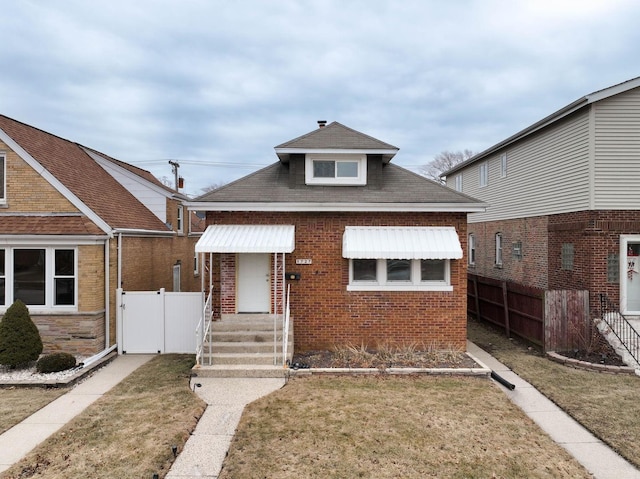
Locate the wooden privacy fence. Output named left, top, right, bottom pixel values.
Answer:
left=468, top=274, right=589, bottom=352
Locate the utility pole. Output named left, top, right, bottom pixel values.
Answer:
left=168, top=160, right=180, bottom=192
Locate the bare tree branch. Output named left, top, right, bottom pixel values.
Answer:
left=419, top=149, right=475, bottom=184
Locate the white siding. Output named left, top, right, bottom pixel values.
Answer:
left=593, top=87, right=640, bottom=209
left=457, top=110, right=591, bottom=223
left=97, top=160, right=168, bottom=222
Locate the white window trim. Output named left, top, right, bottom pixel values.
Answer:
left=0, top=246, right=78, bottom=312
left=347, top=258, right=452, bottom=292
left=468, top=234, right=476, bottom=266
left=193, top=252, right=199, bottom=276
left=305, top=154, right=367, bottom=185
left=479, top=162, right=488, bottom=187
left=177, top=205, right=184, bottom=234
left=495, top=233, right=503, bottom=266
left=454, top=173, right=463, bottom=192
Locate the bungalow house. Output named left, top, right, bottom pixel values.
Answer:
left=0, top=115, right=202, bottom=356
left=441, top=76, right=640, bottom=320
left=190, top=121, right=485, bottom=361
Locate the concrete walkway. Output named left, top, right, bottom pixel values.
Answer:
left=467, top=341, right=640, bottom=479
left=166, top=377, right=286, bottom=478
left=0, top=354, right=153, bottom=474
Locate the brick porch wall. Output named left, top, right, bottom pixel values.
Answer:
left=207, top=211, right=468, bottom=351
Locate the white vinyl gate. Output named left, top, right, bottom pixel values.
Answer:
left=117, top=288, right=202, bottom=354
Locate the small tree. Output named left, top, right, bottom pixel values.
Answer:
left=0, top=300, right=43, bottom=368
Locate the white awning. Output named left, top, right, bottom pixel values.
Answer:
left=342, top=226, right=463, bottom=259
left=195, top=224, right=295, bottom=253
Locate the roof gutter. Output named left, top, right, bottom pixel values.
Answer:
left=111, top=228, right=175, bottom=236
left=186, top=201, right=486, bottom=213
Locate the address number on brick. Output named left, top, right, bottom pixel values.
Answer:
left=296, top=259, right=312, bottom=265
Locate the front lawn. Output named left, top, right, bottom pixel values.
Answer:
left=219, top=375, right=590, bottom=478
left=468, top=316, right=640, bottom=469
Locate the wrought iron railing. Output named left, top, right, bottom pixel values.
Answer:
left=195, top=290, right=213, bottom=367
left=599, top=293, right=640, bottom=367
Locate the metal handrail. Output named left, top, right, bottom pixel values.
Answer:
left=195, top=290, right=213, bottom=366
left=599, top=293, right=640, bottom=366
left=282, top=284, right=291, bottom=367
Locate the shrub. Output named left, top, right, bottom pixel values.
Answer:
left=0, top=300, right=43, bottom=368
left=36, top=352, right=77, bottom=373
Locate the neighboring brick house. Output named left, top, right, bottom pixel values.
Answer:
left=441, top=76, right=640, bottom=317
left=191, top=121, right=485, bottom=352
left=0, top=115, right=202, bottom=355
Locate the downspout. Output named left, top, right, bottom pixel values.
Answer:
left=104, top=237, right=110, bottom=348
left=117, top=232, right=123, bottom=291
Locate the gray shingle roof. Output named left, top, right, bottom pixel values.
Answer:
left=275, top=121, right=398, bottom=156
left=196, top=161, right=482, bottom=206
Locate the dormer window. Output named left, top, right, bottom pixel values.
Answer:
left=305, top=154, right=367, bottom=185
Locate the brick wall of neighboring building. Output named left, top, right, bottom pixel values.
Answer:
left=549, top=210, right=640, bottom=315
left=206, top=211, right=468, bottom=351
left=470, top=210, right=640, bottom=317
left=468, top=216, right=549, bottom=289
left=119, top=233, right=200, bottom=293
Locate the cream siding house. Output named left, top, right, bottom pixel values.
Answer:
left=442, top=76, right=640, bottom=316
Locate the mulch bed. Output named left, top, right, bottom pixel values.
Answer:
left=292, top=349, right=479, bottom=369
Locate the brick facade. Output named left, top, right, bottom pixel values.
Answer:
left=33, top=312, right=105, bottom=356
left=206, top=211, right=469, bottom=351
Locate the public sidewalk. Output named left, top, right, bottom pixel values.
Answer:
left=467, top=341, right=640, bottom=479
left=0, top=354, right=153, bottom=474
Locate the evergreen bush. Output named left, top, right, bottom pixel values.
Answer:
left=0, top=300, right=43, bottom=368
left=36, top=352, right=77, bottom=373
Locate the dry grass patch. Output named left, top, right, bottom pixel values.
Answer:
left=0, top=354, right=206, bottom=479
left=0, top=388, right=68, bottom=435
left=468, top=316, right=640, bottom=469
left=220, top=375, right=589, bottom=479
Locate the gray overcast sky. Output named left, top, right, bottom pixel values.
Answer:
left=3, top=0, right=640, bottom=196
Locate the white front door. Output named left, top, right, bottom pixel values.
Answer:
left=621, top=236, right=640, bottom=314
left=237, top=253, right=270, bottom=313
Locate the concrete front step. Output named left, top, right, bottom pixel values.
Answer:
left=193, top=364, right=289, bottom=378
left=209, top=331, right=285, bottom=343
left=208, top=341, right=293, bottom=354
left=209, top=352, right=288, bottom=365
left=212, top=317, right=284, bottom=332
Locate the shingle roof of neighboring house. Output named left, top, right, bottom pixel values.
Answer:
left=0, top=115, right=170, bottom=233
left=275, top=121, right=399, bottom=162
left=197, top=161, right=482, bottom=207
left=0, top=214, right=105, bottom=235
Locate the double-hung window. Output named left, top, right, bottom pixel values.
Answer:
left=495, top=233, right=503, bottom=266
left=305, top=154, right=367, bottom=185
left=454, top=174, right=463, bottom=192
left=0, top=247, right=77, bottom=309
left=177, top=205, right=184, bottom=234
left=479, top=162, right=488, bottom=187
left=468, top=234, right=476, bottom=266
